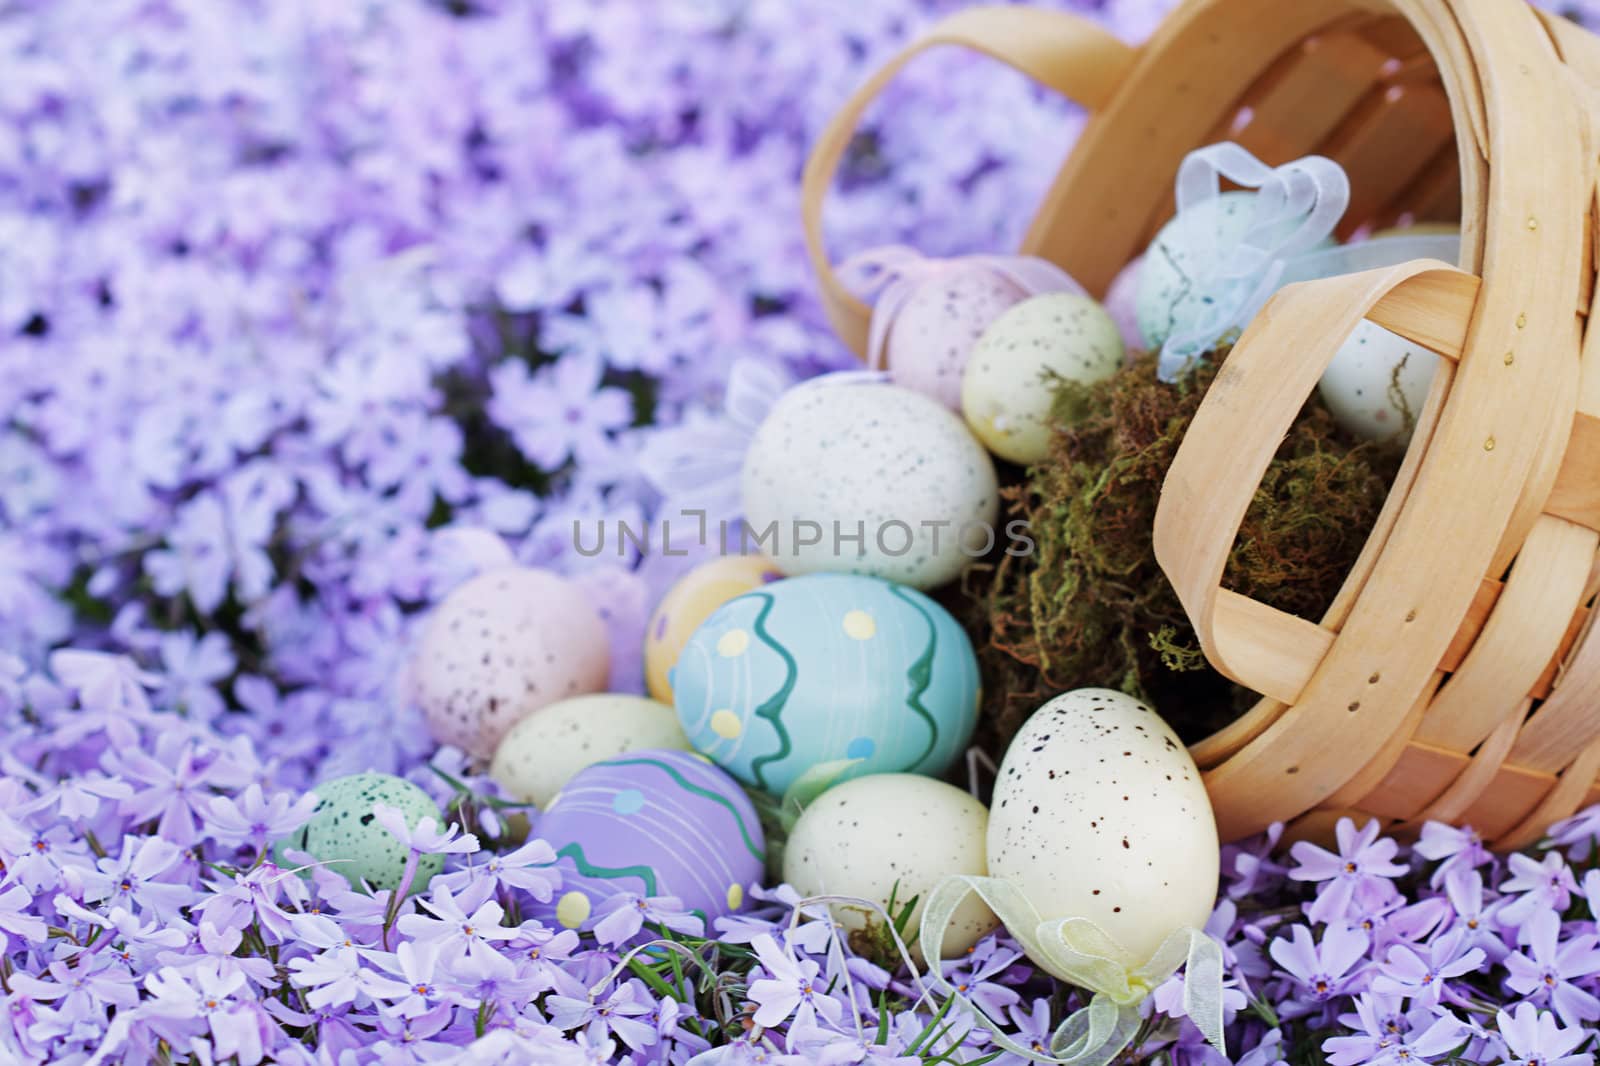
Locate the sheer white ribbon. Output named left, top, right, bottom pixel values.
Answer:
left=1152, top=142, right=1460, bottom=383
left=919, top=875, right=1226, bottom=1065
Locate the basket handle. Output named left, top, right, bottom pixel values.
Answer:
left=1153, top=259, right=1481, bottom=704
left=800, top=7, right=1136, bottom=357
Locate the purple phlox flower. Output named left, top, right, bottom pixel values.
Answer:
left=198, top=863, right=308, bottom=944
left=49, top=649, right=161, bottom=716
left=367, top=938, right=457, bottom=1017
left=1364, top=896, right=1452, bottom=956
left=1226, top=823, right=1288, bottom=900
left=55, top=895, right=190, bottom=960
left=1499, top=851, right=1579, bottom=926
left=510, top=922, right=581, bottom=979
left=747, top=932, right=845, bottom=1030
left=287, top=945, right=369, bottom=1011
left=1289, top=818, right=1410, bottom=924
left=593, top=892, right=706, bottom=946
left=113, top=739, right=236, bottom=847
left=157, top=921, right=279, bottom=988
left=1268, top=924, right=1370, bottom=1012
left=83, top=835, right=191, bottom=920
left=373, top=801, right=480, bottom=857
left=25, top=771, right=133, bottom=822
left=1549, top=804, right=1600, bottom=863
left=0, top=813, right=72, bottom=891
left=992, top=998, right=1055, bottom=1066
left=205, top=783, right=319, bottom=854
left=315, top=880, right=396, bottom=943
left=786, top=1013, right=922, bottom=1065
left=142, top=960, right=270, bottom=1066
left=487, top=349, right=633, bottom=470
left=1444, top=868, right=1509, bottom=964
left=443, top=835, right=560, bottom=903
left=445, top=939, right=545, bottom=1014
left=0, top=883, right=47, bottom=950
left=938, top=936, right=1025, bottom=1019
left=1582, top=868, right=1600, bottom=926
left=1324, top=993, right=1469, bottom=1066
left=368, top=1000, right=460, bottom=1061
left=156, top=629, right=236, bottom=723
left=1504, top=907, right=1600, bottom=1028
left=1233, top=1027, right=1289, bottom=1066
left=1370, top=927, right=1484, bottom=1006
left=546, top=973, right=660, bottom=1053
left=395, top=883, right=514, bottom=961
left=10, top=955, right=142, bottom=1017
left=1414, top=822, right=1491, bottom=888
left=1495, top=1001, right=1593, bottom=1066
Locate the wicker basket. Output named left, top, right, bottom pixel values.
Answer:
left=802, top=0, right=1600, bottom=848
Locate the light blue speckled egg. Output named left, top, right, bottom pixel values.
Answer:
left=671, top=573, right=980, bottom=796
left=275, top=772, right=444, bottom=894
left=1135, top=190, right=1332, bottom=350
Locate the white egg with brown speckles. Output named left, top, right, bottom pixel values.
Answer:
left=987, top=688, right=1218, bottom=968
left=490, top=694, right=691, bottom=809
left=741, top=382, right=998, bottom=590
left=961, top=292, right=1124, bottom=464
left=784, top=774, right=998, bottom=961
left=1318, top=320, right=1438, bottom=444
left=412, top=567, right=609, bottom=760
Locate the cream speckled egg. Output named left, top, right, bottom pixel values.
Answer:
left=988, top=688, right=1218, bottom=968
left=276, top=773, right=444, bottom=894
left=1136, top=190, right=1327, bottom=350
left=784, top=774, right=998, bottom=961
left=644, top=555, right=784, bottom=703
left=961, top=293, right=1124, bottom=464
left=1318, top=320, right=1439, bottom=444
left=490, top=694, right=691, bottom=808
left=885, top=268, right=1028, bottom=410
left=413, top=567, right=609, bottom=761
left=741, top=382, right=999, bottom=590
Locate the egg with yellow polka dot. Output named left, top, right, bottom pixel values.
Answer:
left=531, top=749, right=764, bottom=931
left=644, top=555, right=784, bottom=704
left=672, top=573, right=980, bottom=796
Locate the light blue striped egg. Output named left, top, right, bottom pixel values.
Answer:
left=672, top=573, right=980, bottom=796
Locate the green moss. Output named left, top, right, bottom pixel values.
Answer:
left=967, top=348, right=1400, bottom=751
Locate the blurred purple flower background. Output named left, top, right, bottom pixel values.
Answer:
left=5, top=0, right=1600, bottom=1062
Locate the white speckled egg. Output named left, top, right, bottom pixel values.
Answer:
left=413, top=567, right=609, bottom=761
left=884, top=268, right=1029, bottom=410
left=644, top=555, right=784, bottom=703
left=1317, top=319, right=1439, bottom=444
left=961, top=293, right=1125, bottom=464
left=988, top=688, right=1218, bottom=968
left=490, top=694, right=691, bottom=809
left=741, top=382, right=998, bottom=590
left=784, top=774, right=998, bottom=960
left=276, top=773, right=444, bottom=894
left=1136, top=191, right=1328, bottom=350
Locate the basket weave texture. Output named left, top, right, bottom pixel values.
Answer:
left=803, top=0, right=1600, bottom=848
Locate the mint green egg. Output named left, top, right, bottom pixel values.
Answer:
left=275, top=773, right=445, bottom=894
left=1135, top=190, right=1331, bottom=351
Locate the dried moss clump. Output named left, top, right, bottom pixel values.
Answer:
left=968, top=349, right=1401, bottom=751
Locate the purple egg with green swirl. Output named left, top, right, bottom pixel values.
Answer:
left=671, top=573, right=980, bottom=796
left=534, top=749, right=764, bottom=930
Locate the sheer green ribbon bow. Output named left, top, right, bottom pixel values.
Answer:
left=918, top=875, right=1226, bottom=1065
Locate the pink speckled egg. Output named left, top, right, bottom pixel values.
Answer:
left=412, top=567, right=609, bottom=760
left=884, top=268, right=1029, bottom=410
left=1104, top=255, right=1145, bottom=356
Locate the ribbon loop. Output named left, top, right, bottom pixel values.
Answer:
left=918, top=875, right=1228, bottom=1064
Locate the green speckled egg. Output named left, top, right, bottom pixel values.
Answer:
left=276, top=773, right=445, bottom=894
